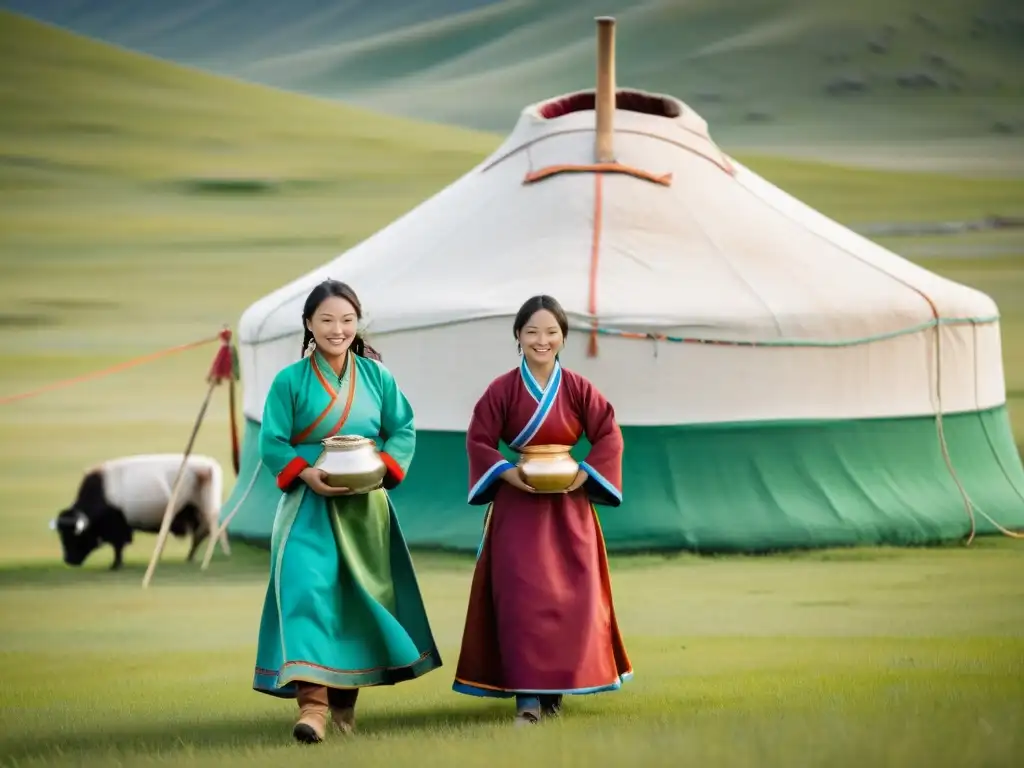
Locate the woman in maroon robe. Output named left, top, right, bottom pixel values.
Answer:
left=452, top=294, right=633, bottom=725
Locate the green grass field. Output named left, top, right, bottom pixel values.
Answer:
left=1, top=542, right=1022, bottom=767
left=1, top=10, right=1024, bottom=767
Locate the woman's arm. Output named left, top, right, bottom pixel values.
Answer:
left=259, top=369, right=308, bottom=492
left=575, top=376, right=624, bottom=506
left=466, top=381, right=520, bottom=505
left=377, top=364, right=416, bottom=490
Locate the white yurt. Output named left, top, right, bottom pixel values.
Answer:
left=218, top=20, right=1024, bottom=553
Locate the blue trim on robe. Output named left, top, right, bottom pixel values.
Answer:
left=452, top=671, right=634, bottom=698
left=579, top=460, right=623, bottom=507
left=509, top=360, right=562, bottom=451
left=519, top=356, right=544, bottom=402
left=468, top=459, right=515, bottom=505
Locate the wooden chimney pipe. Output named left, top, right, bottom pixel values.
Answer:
left=595, top=16, right=616, bottom=163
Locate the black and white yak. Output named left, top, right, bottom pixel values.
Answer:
left=50, top=454, right=231, bottom=570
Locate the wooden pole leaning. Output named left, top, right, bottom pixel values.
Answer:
left=141, top=327, right=239, bottom=588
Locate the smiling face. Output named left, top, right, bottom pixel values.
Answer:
left=517, top=308, right=564, bottom=366
left=307, top=295, right=358, bottom=360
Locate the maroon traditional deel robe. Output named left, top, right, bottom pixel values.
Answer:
left=453, top=358, right=633, bottom=697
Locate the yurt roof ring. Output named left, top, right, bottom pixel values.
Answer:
left=481, top=18, right=736, bottom=183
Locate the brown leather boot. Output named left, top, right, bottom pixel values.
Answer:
left=327, top=687, right=359, bottom=735
left=293, top=682, right=329, bottom=744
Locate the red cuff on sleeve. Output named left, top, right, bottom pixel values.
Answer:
left=277, top=457, right=309, bottom=491
left=380, top=451, right=405, bottom=490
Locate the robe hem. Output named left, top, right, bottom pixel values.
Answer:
left=253, top=649, right=443, bottom=698
left=259, top=482, right=443, bottom=701
left=452, top=671, right=633, bottom=698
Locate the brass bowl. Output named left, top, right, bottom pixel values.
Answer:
left=314, top=435, right=386, bottom=493
left=517, top=444, right=579, bottom=493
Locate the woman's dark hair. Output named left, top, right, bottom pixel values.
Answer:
left=513, top=295, right=569, bottom=349
left=301, top=279, right=381, bottom=361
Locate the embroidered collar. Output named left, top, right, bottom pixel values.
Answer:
left=313, top=349, right=351, bottom=384
left=519, top=356, right=561, bottom=403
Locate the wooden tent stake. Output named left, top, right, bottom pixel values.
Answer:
left=142, top=327, right=237, bottom=588
left=141, top=380, right=216, bottom=588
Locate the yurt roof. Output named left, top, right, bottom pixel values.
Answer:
left=239, top=40, right=998, bottom=351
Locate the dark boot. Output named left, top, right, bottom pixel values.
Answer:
left=327, top=687, right=359, bottom=734
left=540, top=694, right=563, bottom=718
left=514, top=695, right=541, bottom=727
left=293, top=682, right=329, bottom=744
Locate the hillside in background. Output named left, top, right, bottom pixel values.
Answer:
left=3, top=0, right=1023, bottom=164
left=0, top=9, right=499, bottom=357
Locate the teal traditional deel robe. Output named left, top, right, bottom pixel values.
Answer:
left=252, top=349, right=443, bottom=697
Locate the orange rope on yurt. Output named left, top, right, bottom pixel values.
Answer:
left=0, top=335, right=219, bottom=405
left=524, top=162, right=673, bottom=186
left=524, top=161, right=672, bottom=358
left=587, top=172, right=605, bottom=357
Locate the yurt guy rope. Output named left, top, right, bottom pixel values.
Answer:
left=200, top=459, right=263, bottom=570
left=0, top=334, right=221, bottom=405
left=813, top=265, right=1024, bottom=543
left=931, top=315, right=1023, bottom=542
left=709, top=171, right=1024, bottom=544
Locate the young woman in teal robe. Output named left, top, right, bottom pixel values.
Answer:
left=252, top=280, right=442, bottom=744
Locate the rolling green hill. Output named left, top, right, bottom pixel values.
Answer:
left=0, top=10, right=498, bottom=353
left=4, top=0, right=1024, bottom=167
